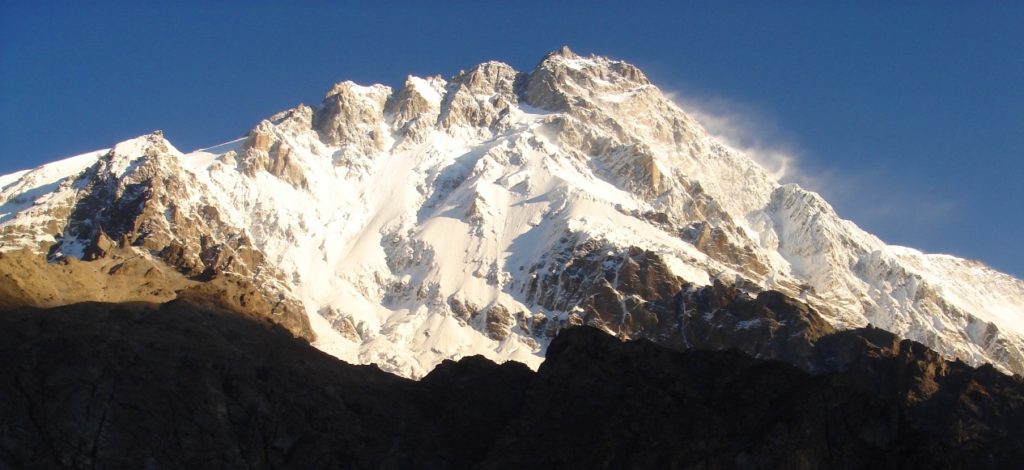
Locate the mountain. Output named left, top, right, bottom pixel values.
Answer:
left=2, top=46, right=1023, bottom=377
left=2, top=302, right=1022, bottom=468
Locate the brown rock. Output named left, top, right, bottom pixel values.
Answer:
left=485, top=304, right=514, bottom=341
left=312, top=81, right=390, bottom=159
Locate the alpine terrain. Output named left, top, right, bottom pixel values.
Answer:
left=2, top=47, right=1023, bottom=378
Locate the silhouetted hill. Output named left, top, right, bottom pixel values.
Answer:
left=1, top=302, right=1022, bottom=469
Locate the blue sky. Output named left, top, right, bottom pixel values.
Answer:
left=1, top=1, right=1022, bottom=277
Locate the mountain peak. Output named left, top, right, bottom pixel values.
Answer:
left=3, top=49, right=1024, bottom=379
left=313, top=80, right=391, bottom=152
left=323, top=80, right=391, bottom=100
left=524, top=49, right=651, bottom=112
left=544, top=45, right=578, bottom=60
left=104, top=131, right=179, bottom=179
left=110, top=130, right=170, bottom=154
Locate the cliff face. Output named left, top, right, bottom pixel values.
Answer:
left=1, top=302, right=1022, bottom=469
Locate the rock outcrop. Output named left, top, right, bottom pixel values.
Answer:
left=237, top=120, right=308, bottom=189
left=520, top=236, right=837, bottom=371
left=389, top=75, right=446, bottom=143
left=312, top=81, right=391, bottom=164
left=438, top=61, right=524, bottom=133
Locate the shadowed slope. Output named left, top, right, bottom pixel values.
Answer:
left=1, top=302, right=1022, bottom=469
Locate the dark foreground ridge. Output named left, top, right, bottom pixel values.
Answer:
left=2, top=302, right=1023, bottom=469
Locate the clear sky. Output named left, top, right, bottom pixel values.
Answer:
left=1, top=1, right=1022, bottom=278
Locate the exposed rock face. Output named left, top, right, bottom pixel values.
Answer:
left=521, top=236, right=836, bottom=371
left=312, top=81, right=391, bottom=162
left=438, top=61, right=524, bottom=132
left=683, top=221, right=770, bottom=277
left=389, top=75, right=446, bottom=143
left=1, top=304, right=1021, bottom=468
left=527, top=46, right=649, bottom=111
left=237, top=120, right=308, bottom=188
left=0, top=133, right=313, bottom=341
left=484, top=303, right=514, bottom=340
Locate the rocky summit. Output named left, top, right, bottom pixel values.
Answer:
left=2, top=47, right=1024, bottom=378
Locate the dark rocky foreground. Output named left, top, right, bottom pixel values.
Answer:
left=1, top=301, right=1022, bottom=469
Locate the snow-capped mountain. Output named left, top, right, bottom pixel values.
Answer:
left=2, top=47, right=1023, bottom=377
